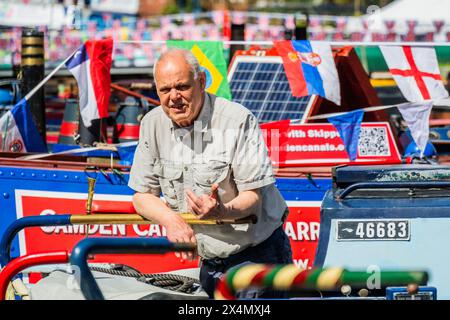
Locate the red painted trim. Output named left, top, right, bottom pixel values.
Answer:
left=429, top=119, right=450, bottom=126
left=59, top=121, right=78, bottom=136
left=115, top=123, right=140, bottom=139
left=0, top=251, right=68, bottom=300
left=91, top=201, right=136, bottom=214
left=273, top=158, right=403, bottom=168
left=46, top=133, right=59, bottom=144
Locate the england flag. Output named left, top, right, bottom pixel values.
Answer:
left=66, top=38, right=113, bottom=127
left=380, top=46, right=449, bottom=102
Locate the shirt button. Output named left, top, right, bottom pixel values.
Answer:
left=184, top=166, right=188, bottom=171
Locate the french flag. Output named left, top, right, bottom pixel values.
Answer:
left=0, top=98, right=47, bottom=153
left=66, top=38, right=113, bottom=127
left=274, top=40, right=341, bottom=105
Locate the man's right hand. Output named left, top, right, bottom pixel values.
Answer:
left=132, top=192, right=197, bottom=261
left=164, top=214, right=197, bottom=261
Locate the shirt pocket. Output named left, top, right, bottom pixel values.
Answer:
left=193, top=160, right=230, bottom=193
left=154, top=163, right=183, bottom=207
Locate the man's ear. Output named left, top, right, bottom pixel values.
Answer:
left=199, top=71, right=207, bottom=90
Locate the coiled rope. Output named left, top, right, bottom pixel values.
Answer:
left=89, top=266, right=199, bottom=294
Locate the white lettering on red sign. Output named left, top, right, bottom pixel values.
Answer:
left=307, top=129, right=340, bottom=139
left=284, top=221, right=320, bottom=241
left=293, top=259, right=311, bottom=269
left=40, top=209, right=57, bottom=233
left=132, top=224, right=166, bottom=237
left=38, top=209, right=166, bottom=237
left=50, top=224, right=128, bottom=236
left=286, top=143, right=345, bottom=152
left=287, top=130, right=306, bottom=138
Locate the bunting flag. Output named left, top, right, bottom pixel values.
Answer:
left=0, top=98, right=46, bottom=153
left=397, top=101, right=433, bottom=158
left=327, top=109, right=364, bottom=161
left=284, top=15, right=295, bottom=29
left=274, top=40, right=340, bottom=105
left=167, top=40, right=232, bottom=100
left=66, top=38, right=113, bottom=127
left=116, top=141, right=138, bottom=165
left=380, top=46, right=449, bottom=102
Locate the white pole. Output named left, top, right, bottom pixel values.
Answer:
left=118, top=40, right=450, bottom=47
left=24, top=49, right=77, bottom=101
left=307, top=102, right=413, bottom=120
left=20, top=141, right=138, bottom=160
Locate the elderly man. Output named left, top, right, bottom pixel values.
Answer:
left=128, top=48, right=292, bottom=298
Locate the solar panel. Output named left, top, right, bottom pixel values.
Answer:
left=228, top=55, right=315, bottom=123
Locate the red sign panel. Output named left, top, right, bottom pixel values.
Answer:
left=16, top=191, right=198, bottom=274
left=283, top=203, right=321, bottom=270
left=261, top=122, right=401, bottom=167
left=16, top=191, right=321, bottom=275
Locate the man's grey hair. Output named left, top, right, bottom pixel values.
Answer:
left=152, top=48, right=201, bottom=85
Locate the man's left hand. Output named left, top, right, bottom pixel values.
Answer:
left=185, top=184, right=225, bottom=219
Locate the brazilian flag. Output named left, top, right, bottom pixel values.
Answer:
left=167, top=40, right=232, bottom=100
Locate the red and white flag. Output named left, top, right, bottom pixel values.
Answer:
left=65, top=38, right=113, bottom=127
left=380, top=46, right=448, bottom=102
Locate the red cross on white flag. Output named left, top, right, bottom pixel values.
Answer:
left=380, top=46, right=449, bottom=102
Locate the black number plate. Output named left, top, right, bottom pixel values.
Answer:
left=336, top=219, right=410, bottom=241
left=393, top=292, right=433, bottom=300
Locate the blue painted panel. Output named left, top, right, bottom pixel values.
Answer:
left=321, top=217, right=450, bottom=299
left=316, top=164, right=450, bottom=299
left=275, top=177, right=331, bottom=202
left=386, top=286, right=437, bottom=300
left=0, top=165, right=331, bottom=260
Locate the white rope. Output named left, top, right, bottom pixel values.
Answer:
left=307, top=102, right=411, bottom=120
left=322, top=41, right=450, bottom=47
left=19, top=141, right=138, bottom=160
left=307, top=98, right=450, bottom=120
left=118, top=40, right=450, bottom=47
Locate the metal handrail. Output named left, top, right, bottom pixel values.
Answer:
left=0, top=215, right=71, bottom=267
left=0, top=251, right=69, bottom=300
left=69, top=237, right=195, bottom=300
left=336, top=181, right=450, bottom=200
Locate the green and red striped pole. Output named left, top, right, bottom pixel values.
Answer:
left=214, top=264, right=428, bottom=300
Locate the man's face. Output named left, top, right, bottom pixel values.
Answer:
left=155, top=56, right=206, bottom=127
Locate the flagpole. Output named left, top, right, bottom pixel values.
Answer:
left=19, top=141, right=138, bottom=160
left=118, top=40, right=450, bottom=47
left=23, top=49, right=77, bottom=102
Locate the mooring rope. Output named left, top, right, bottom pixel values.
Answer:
left=89, top=266, right=199, bottom=294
